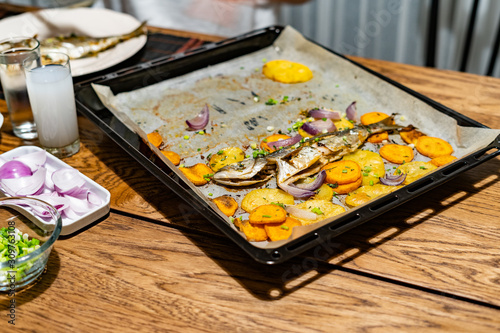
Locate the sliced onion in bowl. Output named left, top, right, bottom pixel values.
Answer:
left=0, top=160, right=32, bottom=179
left=1, top=167, right=46, bottom=196
left=285, top=205, right=318, bottom=220
left=266, top=134, right=302, bottom=150
left=301, top=119, right=337, bottom=135
left=308, top=108, right=341, bottom=120
left=186, top=104, right=210, bottom=130
left=52, top=168, right=86, bottom=195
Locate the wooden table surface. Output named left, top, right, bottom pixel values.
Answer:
left=1, top=27, right=500, bottom=332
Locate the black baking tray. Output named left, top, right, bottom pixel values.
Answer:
left=74, top=26, right=500, bottom=264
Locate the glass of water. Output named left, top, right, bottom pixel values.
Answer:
left=23, top=52, right=80, bottom=158
left=0, top=37, right=40, bottom=140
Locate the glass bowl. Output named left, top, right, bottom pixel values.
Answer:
left=0, top=196, right=62, bottom=291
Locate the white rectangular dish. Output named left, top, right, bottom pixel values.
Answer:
left=0, top=146, right=111, bottom=235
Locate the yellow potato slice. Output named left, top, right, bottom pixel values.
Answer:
left=345, top=184, right=402, bottom=207
left=262, top=59, right=313, bottom=84
left=313, top=184, right=334, bottom=201
left=241, top=189, right=295, bottom=213
left=333, top=117, right=354, bottom=131
left=396, top=161, right=437, bottom=185
left=343, top=150, right=385, bottom=186
left=209, top=147, right=245, bottom=172
left=289, top=200, right=345, bottom=226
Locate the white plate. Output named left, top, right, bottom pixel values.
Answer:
left=0, top=8, right=147, bottom=76
left=0, top=146, right=111, bottom=235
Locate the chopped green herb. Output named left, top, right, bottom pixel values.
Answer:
left=419, top=166, right=427, bottom=170
left=262, top=215, right=272, bottom=218
left=311, top=207, right=323, bottom=215
left=281, top=225, right=290, bottom=231
left=183, top=135, right=190, bottom=140
left=265, top=98, right=278, bottom=105
left=208, top=193, right=213, bottom=196
left=217, top=150, right=224, bottom=155
left=271, top=202, right=284, bottom=208
left=369, top=180, right=374, bottom=186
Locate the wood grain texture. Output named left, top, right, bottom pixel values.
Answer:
left=1, top=213, right=499, bottom=333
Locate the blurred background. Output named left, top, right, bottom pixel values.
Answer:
left=1, top=0, right=500, bottom=77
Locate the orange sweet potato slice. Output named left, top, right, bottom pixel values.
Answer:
left=322, top=160, right=361, bottom=185
left=360, top=112, right=390, bottom=125
left=264, top=217, right=301, bottom=242
left=261, top=134, right=291, bottom=152
left=234, top=219, right=268, bottom=242
left=416, top=136, right=454, bottom=158
left=179, top=163, right=213, bottom=186
left=248, top=204, right=287, bottom=224
left=430, top=155, right=457, bottom=167
left=399, top=126, right=425, bottom=145
left=379, top=144, right=414, bottom=164
left=329, top=176, right=362, bottom=195
left=367, top=131, right=389, bottom=143
left=212, top=195, right=238, bottom=217
left=161, top=151, right=181, bottom=166
left=147, top=132, right=163, bottom=148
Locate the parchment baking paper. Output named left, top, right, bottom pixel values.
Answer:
left=92, top=26, right=500, bottom=249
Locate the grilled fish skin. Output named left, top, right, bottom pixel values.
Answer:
left=213, top=115, right=400, bottom=187
left=39, top=22, right=147, bottom=60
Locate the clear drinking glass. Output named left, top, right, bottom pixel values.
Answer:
left=0, top=37, right=40, bottom=140
left=23, top=52, right=80, bottom=158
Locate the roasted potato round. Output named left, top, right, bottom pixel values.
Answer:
left=343, top=150, right=385, bottom=186
left=396, top=161, right=437, bottom=184
left=289, top=200, right=345, bottom=226
left=209, top=147, right=245, bottom=172
left=345, top=184, right=402, bottom=207
left=241, top=188, right=295, bottom=213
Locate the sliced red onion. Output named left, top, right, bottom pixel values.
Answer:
left=379, top=173, right=406, bottom=186
left=279, top=182, right=316, bottom=198
left=186, top=104, right=210, bottom=130
left=285, top=205, right=318, bottom=221
left=301, top=119, right=337, bottom=135
left=266, top=134, right=302, bottom=150
left=63, top=206, right=80, bottom=220
left=294, top=170, right=326, bottom=191
left=1, top=167, right=46, bottom=196
left=0, top=160, right=32, bottom=179
left=346, top=101, right=357, bottom=121
left=308, top=108, right=341, bottom=120
left=13, top=150, right=47, bottom=172
left=87, top=191, right=103, bottom=206
left=29, top=194, right=70, bottom=217
left=52, top=168, right=86, bottom=195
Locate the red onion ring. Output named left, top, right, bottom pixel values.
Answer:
left=285, top=205, right=318, bottom=220
left=308, top=108, right=341, bottom=120
left=301, top=119, right=337, bottom=135
left=14, top=150, right=47, bottom=172
left=266, top=134, right=302, bottom=150
left=279, top=182, right=316, bottom=198
left=346, top=101, right=357, bottom=121
left=379, top=173, right=406, bottom=186
left=293, top=170, right=326, bottom=191
left=0, top=160, right=32, bottom=179
left=1, top=167, right=46, bottom=196
left=186, top=104, right=210, bottom=130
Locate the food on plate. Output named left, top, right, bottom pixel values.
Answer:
left=289, top=200, right=345, bottom=226
left=264, top=217, right=302, bottom=242
left=241, top=188, right=294, bottom=213
left=367, top=131, right=388, bottom=143
left=147, top=131, right=163, bottom=148
left=211, top=195, right=238, bottom=217
left=213, top=116, right=399, bottom=187
left=262, top=59, right=313, bottom=83
left=430, top=155, right=457, bottom=167
left=416, top=136, right=454, bottom=158
left=161, top=151, right=181, bottom=166
left=261, top=134, right=291, bottom=153
left=400, top=126, right=425, bottom=145
left=249, top=204, right=287, bottom=224
left=313, top=184, right=334, bottom=201
left=322, top=160, right=362, bottom=185
left=360, top=111, right=390, bottom=125
left=209, top=147, right=245, bottom=172
left=233, top=219, right=268, bottom=242
left=395, top=161, right=437, bottom=184
left=179, top=163, right=213, bottom=186
left=40, top=22, right=147, bottom=59
left=379, top=144, right=414, bottom=164
left=345, top=184, right=402, bottom=207
left=343, top=150, right=385, bottom=186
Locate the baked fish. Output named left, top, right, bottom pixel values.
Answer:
left=213, top=115, right=400, bottom=187
left=39, top=22, right=147, bottom=59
